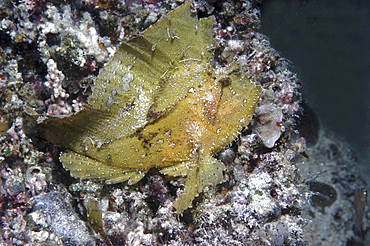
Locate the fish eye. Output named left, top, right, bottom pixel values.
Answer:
left=218, top=76, right=231, bottom=87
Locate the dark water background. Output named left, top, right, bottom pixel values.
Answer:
left=260, top=1, right=370, bottom=242
left=260, top=0, right=370, bottom=179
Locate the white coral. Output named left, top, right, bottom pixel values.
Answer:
left=38, top=5, right=114, bottom=64
left=44, top=59, right=72, bottom=115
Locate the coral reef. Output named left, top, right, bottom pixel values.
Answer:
left=0, top=0, right=368, bottom=245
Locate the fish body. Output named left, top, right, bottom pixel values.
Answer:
left=42, top=1, right=261, bottom=213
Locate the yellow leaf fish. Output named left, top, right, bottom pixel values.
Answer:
left=42, top=1, right=261, bottom=214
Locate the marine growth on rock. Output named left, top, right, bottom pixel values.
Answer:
left=41, top=1, right=261, bottom=214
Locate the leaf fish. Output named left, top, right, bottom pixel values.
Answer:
left=41, top=1, right=261, bottom=214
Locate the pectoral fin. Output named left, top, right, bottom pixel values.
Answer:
left=160, top=162, right=190, bottom=177
left=171, top=156, right=225, bottom=214
left=60, top=151, right=146, bottom=184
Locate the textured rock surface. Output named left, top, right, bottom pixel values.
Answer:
left=30, top=192, right=96, bottom=245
